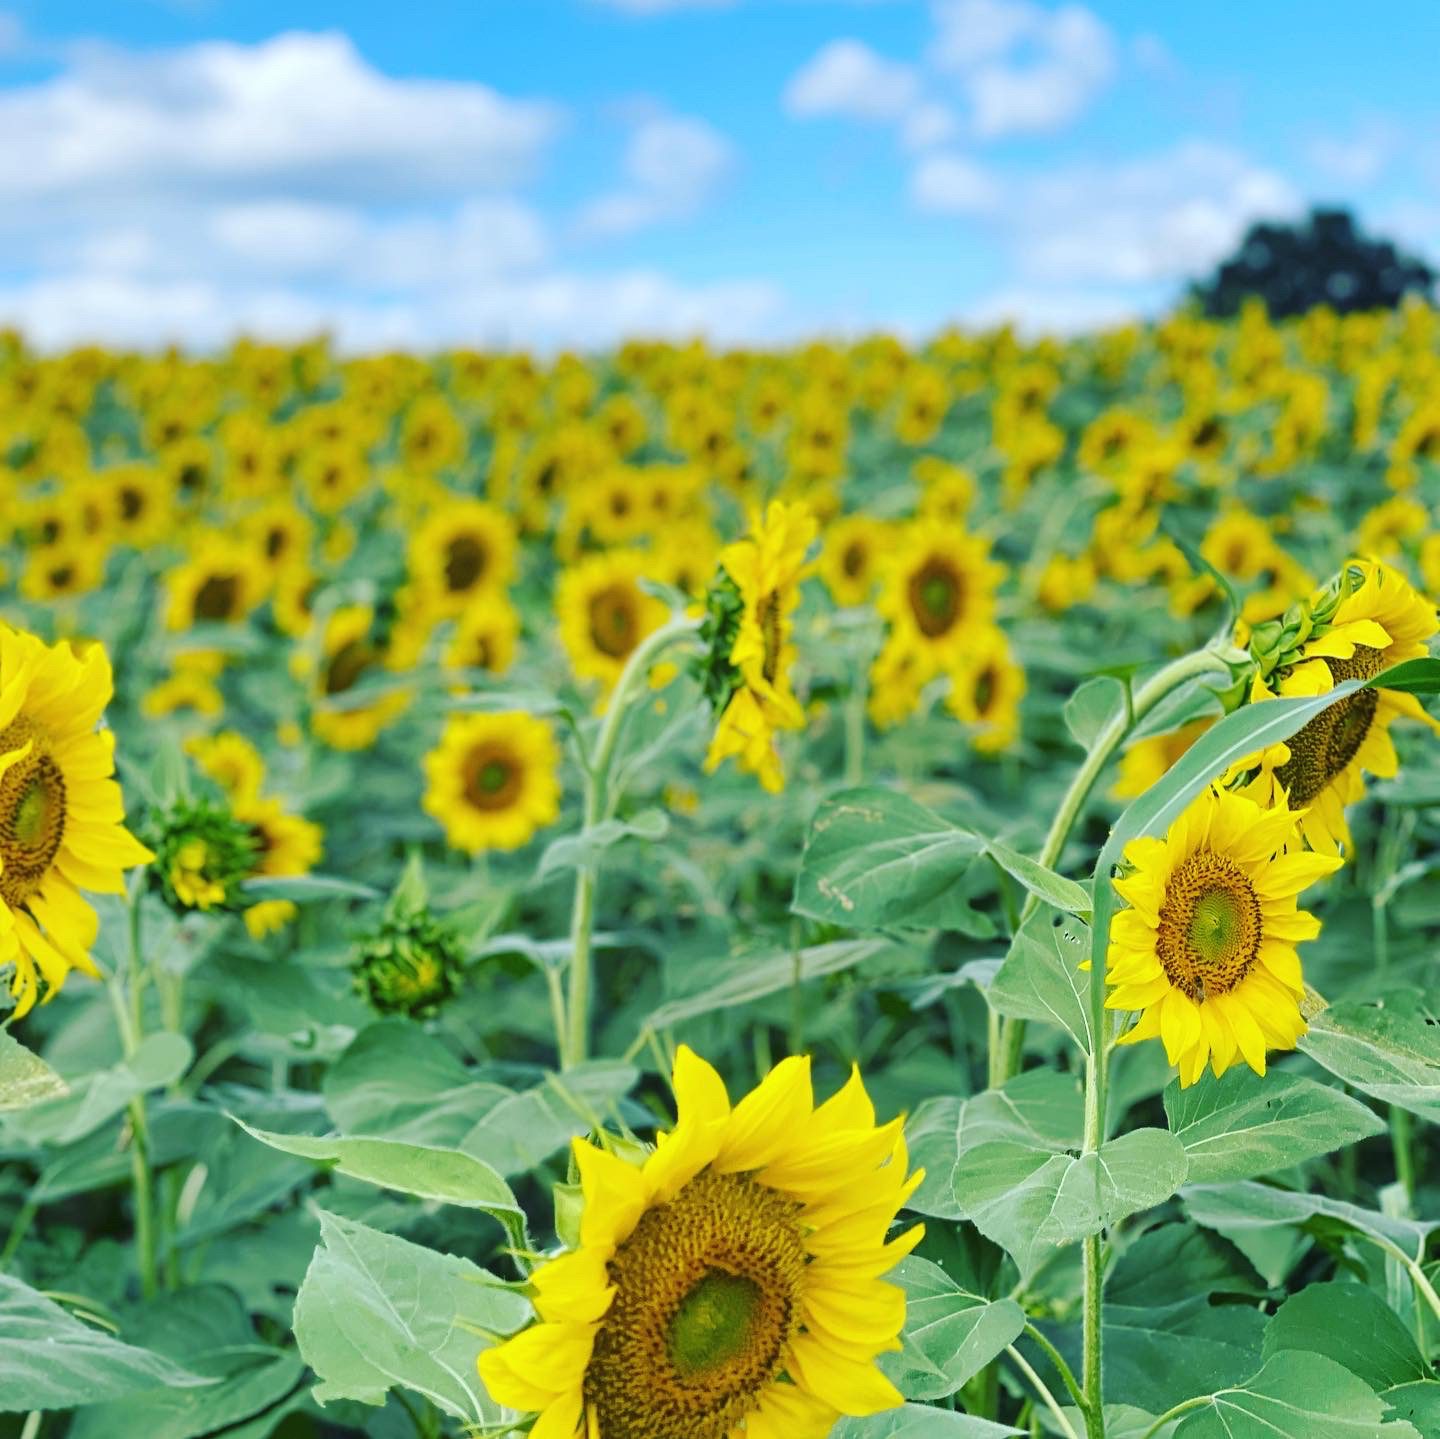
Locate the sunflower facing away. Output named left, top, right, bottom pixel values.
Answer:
left=0, top=625, right=153, bottom=1017
left=422, top=711, right=561, bottom=853
left=479, top=1046, right=921, bottom=1439
left=1107, top=787, right=1341, bottom=1086
left=1241, top=558, right=1440, bottom=853
left=705, top=500, right=817, bottom=793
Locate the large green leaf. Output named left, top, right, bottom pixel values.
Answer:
left=1299, top=989, right=1440, bottom=1124
left=986, top=912, right=1093, bottom=1055
left=1184, top=1182, right=1435, bottom=1258
left=293, top=1210, right=528, bottom=1422
left=0, top=1276, right=209, bottom=1412
left=1106, top=1223, right=1265, bottom=1308
left=0, top=1028, right=69, bottom=1111
left=1173, top=1351, right=1422, bottom=1439
left=1383, top=1382, right=1440, bottom=1437
left=883, top=1258, right=1026, bottom=1401
left=792, top=787, right=984, bottom=928
left=1264, top=1283, right=1428, bottom=1394
left=4, top=1032, right=192, bottom=1147
left=235, top=1122, right=527, bottom=1251
left=1164, top=1068, right=1385, bottom=1183
left=832, top=1408, right=1021, bottom=1438
left=641, top=937, right=891, bottom=1031
left=68, top=1286, right=305, bottom=1439
left=906, top=1070, right=1084, bottom=1220
left=952, top=1127, right=1188, bottom=1278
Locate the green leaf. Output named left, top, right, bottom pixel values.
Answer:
left=0, top=1276, right=209, bottom=1412
left=883, top=1257, right=1026, bottom=1401
left=1365, top=657, right=1440, bottom=695
left=241, top=873, right=382, bottom=901
left=906, top=1070, right=1084, bottom=1220
left=987, top=912, right=1093, bottom=1055
left=832, top=1408, right=1022, bottom=1438
left=1173, top=1351, right=1423, bottom=1439
left=0, top=1028, right=69, bottom=1111
left=952, top=1128, right=1188, bottom=1279
left=1065, top=674, right=1127, bottom=750
left=792, top=787, right=984, bottom=929
left=1383, top=1382, right=1440, bottom=1436
left=234, top=1122, right=527, bottom=1252
left=984, top=840, right=1091, bottom=916
left=1184, top=1181, right=1435, bottom=1257
left=1035, top=1297, right=1266, bottom=1414
left=4, top=1032, right=193, bottom=1147
left=1106, top=1223, right=1265, bottom=1308
left=641, top=937, right=891, bottom=1032
left=537, top=809, right=670, bottom=878
left=1299, top=989, right=1440, bottom=1124
left=67, top=1286, right=305, bottom=1439
left=1164, top=1068, right=1385, bottom=1183
left=293, top=1209, right=528, bottom=1422
left=1264, top=1282, right=1428, bottom=1393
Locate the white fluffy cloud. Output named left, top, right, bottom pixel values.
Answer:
left=576, top=111, right=734, bottom=239
left=0, top=30, right=559, bottom=205
left=916, top=140, right=1300, bottom=286
left=929, top=0, right=1115, bottom=138
left=783, top=39, right=919, bottom=123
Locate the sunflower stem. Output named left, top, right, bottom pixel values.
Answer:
left=122, top=887, right=159, bottom=1299
left=563, top=615, right=701, bottom=1068
left=1080, top=1040, right=1108, bottom=1439
left=1006, top=1344, right=1081, bottom=1439
left=992, top=646, right=1231, bottom=1087
left=1135, top=1394, right=1212, bottom=1439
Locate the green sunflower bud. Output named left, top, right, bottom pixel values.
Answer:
left=145, top=796, right=260, bottom=915
left=692, top=568, right=745, bottom=716
left=351, top=865, right=464, bottom=1018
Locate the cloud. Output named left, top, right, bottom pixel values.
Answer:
left=930, top=0, right=1116, bottom=138
left=783, top=39, right=920, bottom=123
left=576, top=111, right=734, bottom=238
left=0, top=30, right=560, bottom=205
left=1306, top=120, right=1402, bottom=188
left=916, top=140, right=1300, bottom=286
left=962, top=284, right=1152, bottom=334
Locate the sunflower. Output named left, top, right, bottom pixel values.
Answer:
left=877, top=520, right=1004, bottom=671
left=166, top=536, right=268, bottom=631
left=1241, top=559, right=1440, bottom=854
left=186, top=731, right=266, bottom=805
left=478, top=1046, right=921, bottom=1439
left=443, top=600, right=521, bottom=679
left=557, top=551, right=668, bottom=697
left=946, top=626, right=1025, bottom=753
left=236, top=795, right=324, bottom=940
left=408, top=499, right=517, bottom=617
left=103, top=464, right=171, bottom=547
left=1107, top=787, right=1341, bottom=1085
left=422, top=711, right=560, bottom=853
left=0, top=625, right=153, bottom=1018
left=401, top=393, right=466, bottom=474
left=306, top=605, right=412, bottom=751
left=820, top=515, right=886, bottom=608
left=704, top=501, right=817, bottom=793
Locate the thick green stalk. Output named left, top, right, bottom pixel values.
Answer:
left=991, top=647, right=1230, bottom=1087
left=562, top=616, right=701, bottom=1068
left=1079, top=1042, right=1107, bottom=1439
left=121, top=890, right=159, bottom=1298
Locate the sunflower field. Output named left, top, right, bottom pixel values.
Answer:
left=2, top=300, right=1440, bottom=1439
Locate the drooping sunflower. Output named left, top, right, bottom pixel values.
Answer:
left=1240, top=558, right=1440, bottom=854
left=479, top=1046, right=921, bottom=1439
left=422, top=711, right=560, bottom=853
left=557, top=550, right=669, bottom=697
left=1107, top=787, right=1341, bottom=1086
left=407, top=499, right=517, bottom=617
left=0, top=625, right=153, bottom=1017
left=877, top=520, right=1004, bottom=672
left=704, top=501, right=817, bottom=794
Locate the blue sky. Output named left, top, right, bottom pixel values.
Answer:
left=0, top=0, right=1436, bottom=348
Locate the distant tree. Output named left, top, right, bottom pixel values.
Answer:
left=1191, top=207, right=1436, bottom=319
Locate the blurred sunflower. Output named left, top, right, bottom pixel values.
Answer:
left=422, top=711, right=560, bottom=853
left=557, top=550, right=668, bottom=696
left=1108, top=787, right=1341, bottom=1085
left=166, top=537, right=268, bottom=631
left=877, top=521, right=1004, bottom=670
left=946, top=626, right=1025, bottom=753
left=305, top=605, right=412, bottom=751
left=820, top=514, right=886, bottom=608
left=186, top=731, right=266, bottom=805
left=479, top=1046, right=920, bottom=1439
left=0, top=626, right=153, bottom=1017
left=408, top=499, right=517, bottom=616
left=1113, top=716, right=1216, bottom=801
left=236, top=796, right=324, bottom=939
left=443, top=600, right=521, bottom=679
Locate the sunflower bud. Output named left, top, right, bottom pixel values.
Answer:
left=351, top=859, right=463, bottom=1017
left=693, top=567, right=745, bottom=716
left=146, top=796, right=259, bottom=915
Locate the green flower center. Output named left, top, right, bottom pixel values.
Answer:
left=1188, top=890, right=1244, bottom=967
left=669, top=1269, right=763, bottom=1379
left=1155, top=849, right=1264, bottom=1000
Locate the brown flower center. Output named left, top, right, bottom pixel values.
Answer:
left=1274, top=644, right=1386, bottom=804
left=1154, top=850, right=1263, bottom=1001
left=908, top=555, right=964, bottom=637
left=0, top=718, right=67, bottom=909
left=462, top=745, right=521, bottom=811
left=588, top=583, right=640, bottom=659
